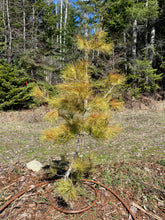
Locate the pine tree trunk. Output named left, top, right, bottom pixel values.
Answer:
left=64, top=135, right=80, bottom=180
left=6, top=0, right=12, bottom=63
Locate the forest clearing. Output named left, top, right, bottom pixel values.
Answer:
left=0, top=101, right=164, bottom=219
left=0, top=0, right=165, bottom=219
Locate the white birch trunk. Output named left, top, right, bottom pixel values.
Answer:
left=84, top=12, right=88, bottom=37
left=32, top=5, right=35, bottom=49
left=47, top=0, right=53, bottom=84
left=23, top=0, right=26, bottom=53
left=132, top=19, right=137, bottom=89
left=123, top=31, right=127, bottom=71
left=56, top=0, right=59, bottom=43
left=145, top=0, right=148, bottom=55
left=149, top=26, right=156, bottom=61
left=60, top=0, right=63, bottom=55
left=132, top=19, right=137, bottom=59
left=150, top=26, right=155, bottom=47
left=64, top=0, right=68, bottom=34
left=6, top=0, right=12, bottom=63
left=63, top=0, right=68, bottom=53
left=2, top=0, right=7, bottom=43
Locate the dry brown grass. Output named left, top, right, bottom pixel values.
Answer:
left=0, top=101, right=164, bottom=164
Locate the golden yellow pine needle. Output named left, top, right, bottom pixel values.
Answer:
left=107, top=72, right=125, bottom=86
left=76, top=35, right=90, bottom=52
left=76, top=31, right=113, bottom=55
left=56, top=178, right=77, bottom=202
left=32, top=86, right=44, bottom=99
left=109, top=99, right=124, bottom=110
left=62, top=60, right=90, bottom=82
left=44, top=109, right=58, bottom=122
left=88, top=96, right=109, bottom=112
left=42, top=124, right=74, bottom=143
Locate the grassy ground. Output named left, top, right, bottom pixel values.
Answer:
left=0, top=101, right=164, bottom=165
left=0, top=101, right=165, bottom=219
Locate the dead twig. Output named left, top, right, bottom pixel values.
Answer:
left=128, top=205, right=137, bottom=220
left=131, top=202, right=162, bottom=220
left=0, top=178, right=21, bottom=192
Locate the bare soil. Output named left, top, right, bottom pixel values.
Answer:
left=0, top=160, right=164, bottom=220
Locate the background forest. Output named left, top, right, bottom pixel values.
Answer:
left=0, top=1, right=165, bottom=219
left=0, top=0, right=165, bottom=110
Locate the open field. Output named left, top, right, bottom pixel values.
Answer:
left=0, top=101, right=164, bottom=165
left=0, top=101, right=165, bottom=219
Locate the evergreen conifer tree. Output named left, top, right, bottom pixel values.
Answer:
left=33, top=31, right=124, bottom=201
left=0, top=61, right=34, bottom=110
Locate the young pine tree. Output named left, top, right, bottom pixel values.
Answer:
left=33, top=31, right=124, bottom=201
left=128, top=56, right=162, bottom=97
